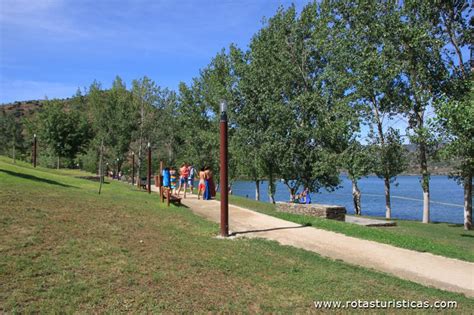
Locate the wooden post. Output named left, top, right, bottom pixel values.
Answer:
left=219, top=101, right=229, bottom=237
left=167, top=189, right=171, bottom=207
left=131, top=152, right=135, bottom=186
left=33, top=134, right=37, bottom=167
left=147, top=143, right=151, bottom=194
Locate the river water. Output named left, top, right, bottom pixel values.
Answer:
left=230, top=176, right=468, bottom=224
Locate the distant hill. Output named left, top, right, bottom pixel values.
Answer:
left=0, top=98, right=75, bottom=119
left=0, top=100, right=46, bottom=119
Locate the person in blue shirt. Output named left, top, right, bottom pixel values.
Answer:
left=162, top=167, right=171, bottom=188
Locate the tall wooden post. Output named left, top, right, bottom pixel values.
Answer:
left=147, top=142, right=151, bottom=194
left=219, top=101, right=229, bottom=237
left=33, top=134, right=37, bottom=168
left=131, top=152, right=135, bottom=186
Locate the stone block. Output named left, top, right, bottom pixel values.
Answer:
left=275, top=202, right=346, bottom=221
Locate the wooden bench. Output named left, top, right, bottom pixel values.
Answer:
left=160, top=187, right=181, bottom=206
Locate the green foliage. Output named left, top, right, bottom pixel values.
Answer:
left=371, top=128, right=407, bottom=181
left=0, top=109, right=26, bottom=159
left=38, top=100, right=92, bottom=167
left=437, top=80, right=474, bottom=180
left=342, top=140, right=374, bottom=181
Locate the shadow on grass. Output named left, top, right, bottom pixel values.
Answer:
left=0, top=169, right=76, bottom=188
left=431, top=222, right=465, bottom=228
left=460, top=234, right=474, bottom=238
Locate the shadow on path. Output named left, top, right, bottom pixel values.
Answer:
left=0, top=169, right=75, bottom=188
left=231, top=224, right=309, bottom=236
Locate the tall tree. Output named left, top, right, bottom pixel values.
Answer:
left=437, top=82, right=473, bottom=230
left=38, top=100, right=91, bottom=168
left=399, top=0, right=447, bottom=223
left=342, top=140, right=374, bottom=215
left=434, top=0, right=473, bottom=229
left=333, top=0, right=407, bottom=219
left=0, top=109, right=25, bottom=163
left=230, top=45, right=266, bottom=200
left=131, top=76, right=160, bottom=178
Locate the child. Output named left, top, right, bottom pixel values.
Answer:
left=170, top=167, right=177, bottom=195
left=197, top=167, right=206, bottom=200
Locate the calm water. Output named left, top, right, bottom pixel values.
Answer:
left=230, top=176, right=468, bottom=224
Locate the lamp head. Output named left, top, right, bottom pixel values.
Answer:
left=33, top=133, right=36, bottom=138
left=220, top=100, right=227, bottom=114
left=147, top=142, right=151, bottom=149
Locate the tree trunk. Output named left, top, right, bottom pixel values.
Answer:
left=12, top=145, right=15, bottom=164
left=384, top=177, right=391, bottom=219
left=57, top=156, right=60, bottom=170
left=464, top=173, right=472, bottom=230
left=255, top=180, right=260, bottom=201
left=420, top=142, right=430, bottom=224
left=352, top=179, right=361, bottom=215
left=268, top=173, right=276, bottom=204
left=373, top=101, right=392, bottom=220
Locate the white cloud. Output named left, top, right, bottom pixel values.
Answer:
left=0, top=0, right=87, bottom=37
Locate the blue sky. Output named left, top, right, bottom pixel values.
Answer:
left=0, top=0, right=309, bottom=103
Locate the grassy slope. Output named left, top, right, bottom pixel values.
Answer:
left=0, top=157, right=473, bottom=312
left=223, top=194, right=474, bottom=262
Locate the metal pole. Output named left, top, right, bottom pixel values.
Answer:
left=147, top=143, right=151, bottom=194
left=219, top=101, right=229, bottom=237
left=132, top=152, right=135, bottom=186
left=33, top=134, right=37, bottom=168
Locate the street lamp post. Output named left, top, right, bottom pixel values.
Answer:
left=219, top=100, right=229, bottom=237
left=116, top=158, right=120, bottom=179
left=147, top=142, right=151, bottom=194
left=33, top=134, right=37, bottom=168
left=131, top=152, right=135, bottom=186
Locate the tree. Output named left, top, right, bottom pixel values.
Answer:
left=130, top=76, right=160, bottom=179
left=230, top=45, right=266, bottom=200
left=38, top=100, right=91, bottom=168
left=108, top=76, right=135, bottom=174
left=399, top=0, right=447, bottom=223
left=332, top=0, right=408, bottom=219
left=437, top=82, right=473, bottom=230
left=342, top=141, right=374, bottom=215
left=0, top=109, right=25, bottom=163
left=434, top=0, right=473, bottom=230
left=371, top=127, right=407, bottom=216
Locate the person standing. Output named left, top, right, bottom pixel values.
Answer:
left=177, top=163, right=189, bottom=198
left=162, top=167, right=171, bottom=189
left=204, top=166, right=215, bottom=200
left=187, top=165, right=196, bottom=195
left=170, top=167, right=178, bottom=195
left=198, top=167, right=206, bottom=200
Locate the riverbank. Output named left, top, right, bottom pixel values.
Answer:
left=218, top=194, right=474, bottom=262
left=230, top=176, right=466, bottom=224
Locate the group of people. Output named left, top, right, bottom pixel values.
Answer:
left=294, top=188, right=311, bottom=204
left=162, top=163, right=216, bottom=200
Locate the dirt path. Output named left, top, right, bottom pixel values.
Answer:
left=154, top=188, right=474, bottom=297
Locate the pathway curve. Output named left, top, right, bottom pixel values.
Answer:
left=152, top=188, right=474, bottom=297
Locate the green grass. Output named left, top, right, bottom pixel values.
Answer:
left=222, top=194, right=474, bottom=262
left=1, top=156, right=473, bottom=312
